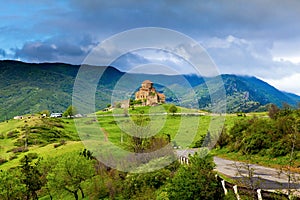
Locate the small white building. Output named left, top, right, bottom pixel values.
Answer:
left=50, top=113, right=62, bottom=118
left=74, top=114, right=83, bottom=118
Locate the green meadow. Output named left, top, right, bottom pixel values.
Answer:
left=0, top=105, right=253, bottom=170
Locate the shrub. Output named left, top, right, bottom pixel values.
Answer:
left=7, top=130, right=19, bottom=138
left=0, top=158, right=8, bottom=165
left=165, top=153, right=223, bottom=200
left=20, top=153, right=38, bottom=162
left=216, top=128, right=230, bottom=148
left=9, top=155, right=18, bottom=160
left=53, top=143, right=60, bottom=148
left=54, top=140, right=66, bottom=148
left=192, top=135, right=205, bottom=148
left=60, top=140, right=66, bottom=145
left=13, top=139, right=25, bottom=147
left=8, top=147, right=28, bottom=154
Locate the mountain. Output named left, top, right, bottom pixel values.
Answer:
left=191, top=75, right=299, bottom=113
left=0, top=60, right=299, bottom=121
left=283, top=91, right=300, bottom=104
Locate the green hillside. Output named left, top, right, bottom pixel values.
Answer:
left=1, top=60, right=299, bottom=121
left=0, top=105, right=297, bottom=199
left=192, top=75, right=300, bottom=113
left=0, top=105, right=242, bottom=170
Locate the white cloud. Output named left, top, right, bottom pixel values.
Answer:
left=262, top=73, right=300, bottom=95
left=271, top=39, right=300, bottom=64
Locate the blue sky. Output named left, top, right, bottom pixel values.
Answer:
left=1, top=0, right=300, bottom=94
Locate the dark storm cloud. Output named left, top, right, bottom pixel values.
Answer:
left=4, top=0, right=300, bottom=62
left=14, top=35, right=96, bottom=63
left=67, top=0, right=300, bottom=39
left=2, top=0, right=300, bottom=93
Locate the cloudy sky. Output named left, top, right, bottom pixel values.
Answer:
left=1, top=0, right=300, bottom=94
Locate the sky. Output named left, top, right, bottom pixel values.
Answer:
left=1, top=0, right=300, bottom=94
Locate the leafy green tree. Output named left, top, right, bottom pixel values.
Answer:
left=47, top=152, right=95, bottom=200
left=165, top=153, right=223, bottom=200
left=128, top=113, right=151, bottom=153
left=123, top=168, right=172, bottom=199
left=38, top=157, right=59, bottom=200
left=63, top=105, right=77, bottom=117
left=216, top=127, right=230, bottom=148
left=0, top=170, right=26, bottom=200
left=169, top=104, right=177, bottom=115
left=20, top=155, right=43, bottom=200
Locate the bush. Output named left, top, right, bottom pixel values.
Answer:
left=9, top=155, right=18, bottom=160
left=54, top=140, right=67, bottom=148
left=216, top=128, right=230, bottom=148
left=53, top=143, right=60, bottom=148
left=165, top=153, right=223, bottom=200
left=13, top=138, right=25, bottom=147
left=223, top=108, right=300, bottom=159
left=192, top=135, right=205, bottom=148
left=122, top=168, right=172, bottom=199
left=8, top=147, right=28, bottom=154
left=7, top=130, right=19, bottom=138
left=0, top=158, right=8, bottom=165
left=20, top=153, right=38, bottom=162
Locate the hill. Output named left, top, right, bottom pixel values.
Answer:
left=0, top=60, right=299, bottom=120
left=191, top=75, right=299, bottom=113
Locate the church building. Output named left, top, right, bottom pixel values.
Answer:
left=135, top=80, right=165, bottom=106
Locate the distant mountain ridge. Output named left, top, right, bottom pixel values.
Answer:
left=0, top=60, right=299, bottom=121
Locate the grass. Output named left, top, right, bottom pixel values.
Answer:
left=0, top=115, right=82, bottom=170
left=0, top=141, right=84, bottom=170
left=93, top=107, right=247, bottom=150
left=0, top=106, right=270, bottom=171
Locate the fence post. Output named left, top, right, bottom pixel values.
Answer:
left=233, top=185, right=241, bottom=200
left=221, top=180, right=228, bottom=195
left=257, top=189, right=262, bottom=200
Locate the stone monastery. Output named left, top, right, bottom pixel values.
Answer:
left=135, top=80, right=165, bottom=106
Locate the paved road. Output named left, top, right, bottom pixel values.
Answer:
left=176, top=149, right=300, bottom=190
left=214, top=157, right=300, bottom=190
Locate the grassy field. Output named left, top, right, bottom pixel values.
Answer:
left=93, top=105, right=243, bottom=148
left=0, top=115, right=82, bottom=170
left=0, top=106, right=268, bottom=170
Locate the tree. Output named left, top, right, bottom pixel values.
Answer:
left=47, top=152, right=95, bottom=200
left=127, top=112, right=151, bottom=153
left=0, top=170, right=26, bottom=200
left=169, top=104, right=177, bottom=116
left=268, top=103, right=280, bottom=119
left=20, top=155, right=43, bottom=200
left=63, top=105, right=77, bottom=117
left=165, top=153, right=223, bottom=199
left=123, top=169, right=172, bottom=199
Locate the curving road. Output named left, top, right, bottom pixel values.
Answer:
left=176, top=149, right=300, bottom=190
left=214, top=157, right=300, bottom=190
